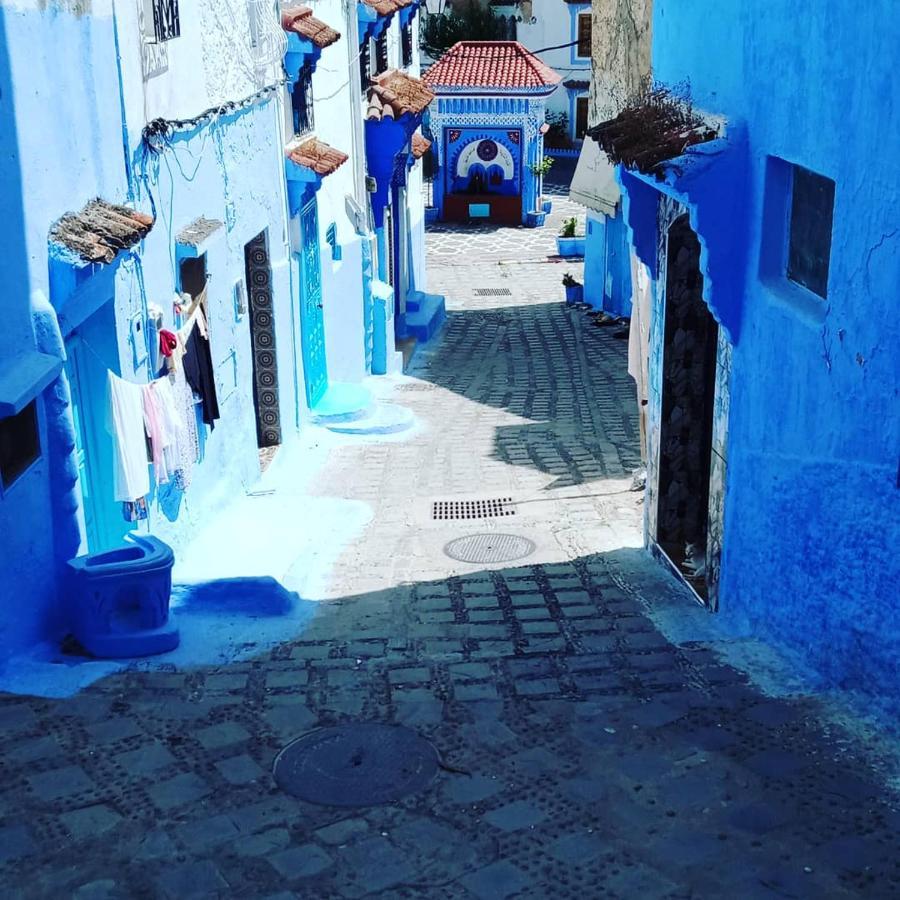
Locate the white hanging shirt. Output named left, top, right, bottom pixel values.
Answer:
left=107, top=372, right=150, bottom=502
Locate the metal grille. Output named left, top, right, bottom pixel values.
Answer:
left=432, top=498, right=516, bottom=521
left=150, top=0, right=180, bottom=42
left=401, top=24, right=414, bottom=68
left=474, top=288, right=512, bottom=297
left=292, top=66, right=315, bottom=137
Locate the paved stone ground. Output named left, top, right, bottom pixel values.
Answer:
left=1, top=174, right=899, bottom=898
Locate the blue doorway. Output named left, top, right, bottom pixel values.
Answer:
left=299, top=197, right=328, bottom=408
left=63, top=303, right=127, bottom=553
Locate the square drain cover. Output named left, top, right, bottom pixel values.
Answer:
left=432, top=497, right=516, bottom=521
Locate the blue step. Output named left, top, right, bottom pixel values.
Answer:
left=324, top=402, right=415, bottom=435
left=311, top=382, right=372, bottom=424
left=403, top=291, right=446, bottom=343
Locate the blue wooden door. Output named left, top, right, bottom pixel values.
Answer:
left=299, top=198, right=328, bottom=407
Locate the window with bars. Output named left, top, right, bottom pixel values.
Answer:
left=576, top=12, right=591, bottom=58
left=144, top=0, right=181, bottom=42
left=292, top=67, right=315, bottom=136
left=375, top=31, right=389, bottom=74
left=401, top=25, right=413, bottom=68
left=359, top=40, right=372, bottom=89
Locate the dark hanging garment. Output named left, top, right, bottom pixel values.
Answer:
left=183, top=326, right=220, bottom=428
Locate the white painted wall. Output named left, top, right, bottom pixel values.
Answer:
left=515, top=0, right=590, bottom=138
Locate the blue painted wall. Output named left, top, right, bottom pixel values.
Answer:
left=0, top=4, right=129, bottom=661
left=645, top=1, right=900, bottom=710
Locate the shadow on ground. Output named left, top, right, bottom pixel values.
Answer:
left=412, top=301, right=641, bottom=489
left=1, top=549, right=898, bottom=898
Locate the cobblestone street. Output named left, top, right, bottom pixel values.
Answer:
left=1, top=181, right=898, bottom=899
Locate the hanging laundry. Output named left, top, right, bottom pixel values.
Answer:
left=170, top=366, right=200, bottom=474
left=151, top=376, right=192, bottom=490
left=122, top=497, right=149, bottom=522
left=182, top=313, right=220, bottom=428
left=142, top=382, right=173, bottom=485
left=107, top=372, right=150, bottom=503
left=159, top=329, right=178, bottom=359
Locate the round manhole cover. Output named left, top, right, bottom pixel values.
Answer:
left=444, top=533, right=536, bottom=564
left=273, top=724, right=439, bottom=807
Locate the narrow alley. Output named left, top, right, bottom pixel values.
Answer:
left=0, top=174, right=898, bottom=900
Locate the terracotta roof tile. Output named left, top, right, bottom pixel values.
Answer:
left=50, top=199, right=154, bottom=264
left=361, top=0, right=413, bottom=16
left=282, top=6, right=341, bottom=48
left=411, top=132, right=432, bottom=158
left=286, top=137, right=350, bottom=176
left=423, top=41, right=562, bottom=90
left=366, top=70, right=435, bottom=121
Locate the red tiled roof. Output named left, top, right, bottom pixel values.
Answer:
left=360, top=0, right=414, bottom=16
left=286, top=137, right=349, bottom=176
left=282, top=7, right=341, bottom=48
left=366, top=70, right=435, bottom=121
left=411, top=133, right=432, bottom=158
left=423, top=41, right=562, bottom=90
left=50, top=199, right=154, bottom=264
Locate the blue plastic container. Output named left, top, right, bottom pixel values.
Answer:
left=66, top=535, right=179, bottom=657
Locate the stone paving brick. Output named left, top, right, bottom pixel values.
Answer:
left=0, top=824, right=34, bottom=864
left=268, top=844, right=333, bottom=880
left=156, top=860, right=229, bottom=899
left=336, top=837, right=416, bottom=893
left=147, top=773, right=210, bottom=811
left=460, top=860, right=531, bottom=900
left=215, top=753, right=266, bottom=785
left=483, top=800, right=547, bottom=831
left=27, top=765, right=95, bottom=802
left=60, top=805, right=122, bottom=840
left=388, top=667, right=430, bottom=684
left=114, top=741, right=176, bottom=774
left=265, top=669, right=309, bottom=689
left=194, top=721, right=251, bottom=749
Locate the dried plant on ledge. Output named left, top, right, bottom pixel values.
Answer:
left=590, top=84, right=719, bottom=177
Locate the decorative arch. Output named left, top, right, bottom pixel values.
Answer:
left=455, top=139, right=515, bottom=181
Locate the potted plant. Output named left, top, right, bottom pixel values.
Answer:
left=528, top=156, right=555, bottom=214
left=562, top=272, right=583, bottom=305
left=556, top=217, right=585, bottom=258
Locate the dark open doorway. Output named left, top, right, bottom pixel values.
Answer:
left=244, top=231, right=281, bottom=451
left=656, top=215, right=719, bottom=602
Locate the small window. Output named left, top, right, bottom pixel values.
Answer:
left=144, top=0, right=181, bottom=43
left=326, top=223, right=342, bottom=262
left=575, top=96, right=589, bottom=139
left=375, top=31, right=389, bottom=75
left=0, top=401, right=41, bottom=491
left=401, top=25, right=413, bottom=68
left=787, top=165, right=835, bottom=299
left=291, top=66, right=315, bottom=136
left=576, top=13, right=592, bottom=58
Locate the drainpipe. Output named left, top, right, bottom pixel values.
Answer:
left=111, top=1, right=136, bottom=203
left=345, top=0, right=368, bottom=211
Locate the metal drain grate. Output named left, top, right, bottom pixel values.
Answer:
left=444, top=533, right=536, bottom=563
left=273, top=724, right=439, bottom=807
left=474, top=288, right=512, bottom=297
left=432, top=497, right=516, bottom=520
